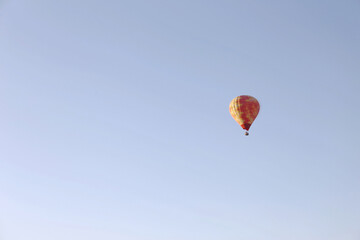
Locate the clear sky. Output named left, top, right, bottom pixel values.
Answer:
left=0, top=1, right=359, bottom=239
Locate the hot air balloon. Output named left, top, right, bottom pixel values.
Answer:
left=229, top=95, right=260, bottom=136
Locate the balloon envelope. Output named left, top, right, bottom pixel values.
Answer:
left=229, top=95, right=260, bottom=131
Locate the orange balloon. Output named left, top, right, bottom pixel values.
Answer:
left=229, top=95, right=260, bottom=131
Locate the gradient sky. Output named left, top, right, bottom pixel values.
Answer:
left=1, top=1, right=360, bottom=239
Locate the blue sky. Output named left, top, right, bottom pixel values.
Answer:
left=1, top=1, right=359, bottom=239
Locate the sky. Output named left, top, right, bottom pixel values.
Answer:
left=0, top=0, right=360, bottom=239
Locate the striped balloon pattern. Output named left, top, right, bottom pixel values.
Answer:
left=229, top=95, right=260, bottom=131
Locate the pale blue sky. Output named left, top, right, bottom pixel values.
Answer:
left=0, top=1, right=360, bottom=239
